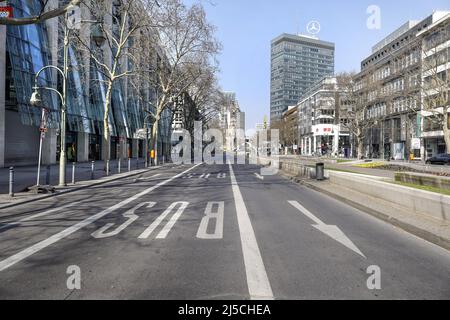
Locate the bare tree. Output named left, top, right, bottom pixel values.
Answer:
left=188, top=66, right=222, bottom=130
left=0, top=0, right=81, bottom=25
left=71, top=0, right=156, bottom=170
left=418, top=23, right=450, bottom=153
left=338, top=71, right=378, bottom=159
left=135, top=0, right=221, bottom=164
left=384, top=23, right=449, bottom=155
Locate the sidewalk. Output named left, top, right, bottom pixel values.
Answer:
left=280, top=169, right=450, bottom=251
left=0, top=163, right=167, bottom=210
left=0, top=159, right=149, bottom=195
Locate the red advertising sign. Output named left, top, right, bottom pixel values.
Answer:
left=0, top=6, right=13, bottom=19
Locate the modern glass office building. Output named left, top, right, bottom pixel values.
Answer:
left=0, top=0, right=172, bottom=167
left=270, top=33, right=335, bottom=122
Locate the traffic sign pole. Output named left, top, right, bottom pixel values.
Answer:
left=36, top=108, right=48, bottom=187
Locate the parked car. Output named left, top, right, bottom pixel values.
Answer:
left=425, top=153, right=450, bottom=165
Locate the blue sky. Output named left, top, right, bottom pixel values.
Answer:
left=185, top=0, right=449, bottom=129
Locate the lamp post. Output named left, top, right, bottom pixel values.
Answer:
left=143, top=113, right=153, bottom=168
left=29, top=91, right=48, bottom=187
left=31, top=12, right=70, bottom=187
left=90, top=21, right=106, bottom=47
left=31, top=11, right=104, bottom=186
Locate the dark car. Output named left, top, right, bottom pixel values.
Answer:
left=426, top=153, right=450, bottom=165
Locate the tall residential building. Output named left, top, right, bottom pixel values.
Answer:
left=270, top=33, right=335, bottom=122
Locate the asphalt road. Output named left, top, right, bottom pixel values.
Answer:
left=0, top=163, right=449, bottom=299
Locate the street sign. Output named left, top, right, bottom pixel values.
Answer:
left=0, top=6, right=13, bottom=18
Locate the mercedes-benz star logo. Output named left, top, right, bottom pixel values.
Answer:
left=307, top=21, right=321, bottom=35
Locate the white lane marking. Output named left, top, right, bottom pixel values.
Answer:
left=0, top=164, right=202, bottom=272
left=254, top=173, right=264, bottom=180
left=229, top=163, right=274, bottom=300
left=156, top=202, right=189, bottom=239
left=0, top=202, right=79, bottom=232
left=91, top=202, right=156, bottom=239
left=199, top=173, right=211, bottom=179
left=197, top=202, right=224, bottom=240
left=288, top=201, right=366, bottom=258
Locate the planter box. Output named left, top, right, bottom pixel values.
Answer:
left=396, top=172, right=450, bottom=191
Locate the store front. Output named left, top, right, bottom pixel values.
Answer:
left=424, top=137, right=447, bottom=159
left=57, top=131, right=78, bottom=163
left=138, top=140, right=144, bottom=158
left=89, top=134, right=102, bottom=161
left=127, top=138, right=133, bottom=159
left=110, top=137, right=119, bottom=160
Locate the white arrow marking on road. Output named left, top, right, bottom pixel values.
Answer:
left=288, top=201, right=366, bottom=258
left=254, top=173, right=264, bottom=180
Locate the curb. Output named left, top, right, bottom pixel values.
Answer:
left=0, top=166, right=163, bottom=210
left=282, top=173, right=450, bottom=251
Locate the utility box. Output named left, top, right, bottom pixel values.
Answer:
left=316, top=163, right=325, bottom=181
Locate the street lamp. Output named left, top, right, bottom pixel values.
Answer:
left=29, top=88, right=47, bottom=189
left=32, top=64, right=67, bottom=186
left=91, top=22, right=106, bottom=47
left=30, top=90, right=42, bottom=107
left=31, top=10, right=71, bottom=187
left=30, top=8, right=104, bottom=186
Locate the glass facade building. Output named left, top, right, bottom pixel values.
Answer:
left=1, top=0, right=173, bottom=166
left=5, top=0, right=57, bottom=126
left=270, top=33, right=335, bottom=122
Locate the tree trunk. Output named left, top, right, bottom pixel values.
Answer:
left=357, top=139, right=364, bottom=160
left=356, top=125, right=365, bottom=159
left=103, top=82, right=113, bottom=170
left=151, top=114, right=161, bottom=166
left=444, top=111, right=450, bottom=154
